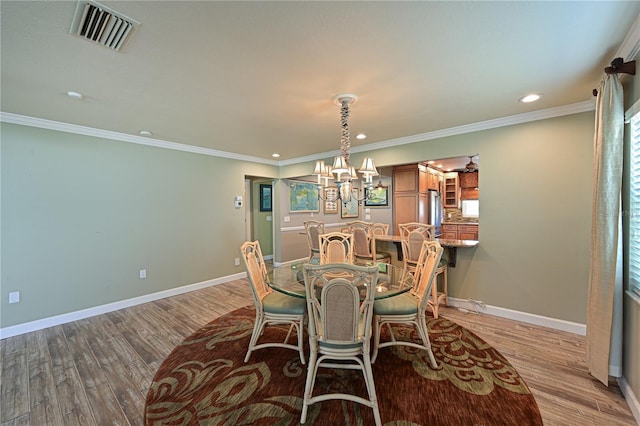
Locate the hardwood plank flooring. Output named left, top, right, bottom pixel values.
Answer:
left=0, top=278, right=636, bottom=425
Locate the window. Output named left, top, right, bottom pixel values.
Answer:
left=629, top=109, right=640, bottom=296
left=461, top=199, right=479, bottom=218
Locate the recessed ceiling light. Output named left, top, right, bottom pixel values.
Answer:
left=67, top=91, right=84, bottom=100
left=519, top=93, right=541, bottom=103
left=272, top=153, right=280, bottom=158
left=139, top=130, right=152, bottom=137
left=356, top=133, right=367, bottom=140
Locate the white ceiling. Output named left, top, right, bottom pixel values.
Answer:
left=1, top=1, right=639, bottom=164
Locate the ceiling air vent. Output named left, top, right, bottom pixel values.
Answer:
left=70, top=1, right=140, bottom=52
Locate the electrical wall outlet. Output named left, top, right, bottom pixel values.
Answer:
left=234, top=258, right=240, bottom=266
left=139, top=269, right=147, bottom=279
left=9, top=291, right=20, bottom=304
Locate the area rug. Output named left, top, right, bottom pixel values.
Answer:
left=145, top=306, right=542, bottom=425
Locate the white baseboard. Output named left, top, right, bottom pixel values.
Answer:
left=0, top=272, right=247, bottom=340
left=619, top=377, right=640, bottom=425
left=447, top=297, right=587, bottom=336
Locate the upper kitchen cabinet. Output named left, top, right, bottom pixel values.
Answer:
left=443, top=172, right=459, bottom=208
left=392, top=164, right=431, bottom=234
left=427, top=167, right=441, bottom=191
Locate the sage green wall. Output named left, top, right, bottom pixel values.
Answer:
left=622, top=52, right=640, bottom=409
left=252, top=179, right=274, bottom=256
left=281, top=111, right=594, bottom=324
left=1, top=123, right=276, bottom=328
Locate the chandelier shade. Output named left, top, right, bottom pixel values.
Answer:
left=312, top=94, right=379, bottom=205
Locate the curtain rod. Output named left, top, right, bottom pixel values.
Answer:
left=592, top=58, right=636, bottom=96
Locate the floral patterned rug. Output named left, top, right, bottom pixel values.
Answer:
left=145, top=306, right=542, bottom=425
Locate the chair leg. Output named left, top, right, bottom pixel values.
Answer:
left=300, top=350, right=318, bottom=424
left=417, top=316, right=438, bottom=368
left=296, top=320, right=306, bottom=365
left=442, top=266, right=448, bottom=305
left=244, top=314, right=263, bottom=363
left=372, top=315, right=381, bottom=363
left=431, top=278, right=440, bottom=319
left=362, top=353, right=382, bottom=426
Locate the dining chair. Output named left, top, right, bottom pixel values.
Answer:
left=398, top=222, right=448, bottom=318
left=345, top=220, right=372, bottom=232
left=372, top=223, right=390, bottom=236
left=319, top=231, right=354, bottom=264
left=371, top=240, right=443, bottom=367
left=240, top=241, right=306, bottom=364
left=351, top=227, right=391, bottom=266
left=301, top=263, right=382, bottom=426
left=304, top=220, right=325, bottom=263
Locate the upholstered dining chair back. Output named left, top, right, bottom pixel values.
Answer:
left=352, top=227, right=373, bottom=259
left=319, top=232, right=354, bottom=264
left=372, top=223, right=390, bottom=236
left=345, top=220, right=372, bottom=233
left=301, top=263, right=382, bottom=425
left=304, top=220, right=325, bottom=262
left=240, top=240, right=306, bottom=364
left=399, top=222, right=435, bottom=262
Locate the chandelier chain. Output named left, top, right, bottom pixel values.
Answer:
left=340, top=99, right=350, bottom=167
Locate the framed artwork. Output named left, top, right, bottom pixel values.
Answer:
left=323, top=187, right=339, bottom=214
left=365, top=186, right=389, bottom=207
left=289, top=181, right=320, bottom=213
left=341, top=189, right=360, bottom=218
left=259, top=184, right=272, bottom=212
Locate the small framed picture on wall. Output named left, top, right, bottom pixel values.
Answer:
left=324, top=187, right=339, bottom=213
left=364, top=186, right=389, bottom=207
left=260, top=184, right=272, bottom=212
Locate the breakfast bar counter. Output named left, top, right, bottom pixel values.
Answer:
left=375, top=235, right=478, bottom=267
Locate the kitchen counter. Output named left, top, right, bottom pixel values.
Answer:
left=375, top=234, right=478, bottom=267
left=437, top=239, right=479, bottom=267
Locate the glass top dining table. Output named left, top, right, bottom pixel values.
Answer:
left=267, top=262, right=414, bottom=300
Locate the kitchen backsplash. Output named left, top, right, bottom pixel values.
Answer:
left=444, top=208, right=479, bottom=223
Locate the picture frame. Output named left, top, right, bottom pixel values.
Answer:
left=340, top=189, right=360, bottom=218
left=289, top=181, right=320, bottom=213
left=323, top=187, right=339, bottom=214
left=259, top=184, right=272, bottom=212
left=364, top=186, right=389, bottom=207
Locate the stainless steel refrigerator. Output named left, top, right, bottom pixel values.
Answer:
left=426, top=190, right=443, bottom=236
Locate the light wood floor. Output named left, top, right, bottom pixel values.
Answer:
left=1, top=278, right=637, bottom=425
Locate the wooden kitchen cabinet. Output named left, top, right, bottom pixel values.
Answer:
left=443, top=172, right=459, bottom=208
left=457, top=224, right=479, bottom=240
left=393, top=164, right=429, bottom=234
left=441, top=224, right=458, bottom=240
left=427, top=167, right=440, bottom=191
left=441, top=223, right=479, bottom=240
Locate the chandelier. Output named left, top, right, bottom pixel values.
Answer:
left=312, top=94, right=378, bottom=204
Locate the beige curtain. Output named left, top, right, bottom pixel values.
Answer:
left=587, top=74, right=624, bottom=385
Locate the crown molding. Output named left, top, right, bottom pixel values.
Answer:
left=615, top=12, right=640, bottom=60
left=2, top=100, right=594, bottom=168
left=279, top=100, right=595, bottom=166
left=0, top=112, right=279, bottom=166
